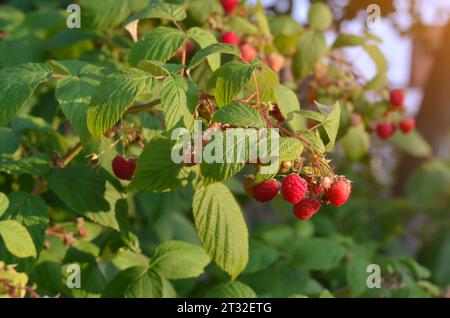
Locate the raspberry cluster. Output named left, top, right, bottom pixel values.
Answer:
left=376, top=89, right=415, bottom=140
left=247, top=173, right=352, bottom=221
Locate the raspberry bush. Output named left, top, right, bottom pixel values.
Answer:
left=0, top=0, right=448, bottom=298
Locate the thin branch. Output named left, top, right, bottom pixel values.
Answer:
left=252, top=71, right=261, bottom=106
left=56, top=142, right=83, bottom=168
left=125, top=99, right=160, bottom=115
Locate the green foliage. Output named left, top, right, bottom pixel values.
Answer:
left=87, top=68, right=154, bottom=138
left=193, top=183, right=248, bottom=280
left=0, top=0, right=443, bottom=299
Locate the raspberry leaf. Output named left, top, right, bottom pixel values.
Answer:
left=0, top=63, right=52, bottom=125
left=160, top=75, right=198, bottom=130
left=188, top=43, right=241, bottom=71
left=206, top=281, right=257, bottom=298
left=212, top=103, right=266, bottom=128
left=210, top=61, right=255, bottom=107
left=87, top=68, right=154, bottom=138
left=193, top=183, right=248, bottom=280
left=102, top=267, right=163, bottom=298
left=129, top=135, right=192, bottom=192
left=149, top=240, right=210, bottom=280
left=0, top=220, right=36, bottom=258
left=128, top=27, right=186, bottom=67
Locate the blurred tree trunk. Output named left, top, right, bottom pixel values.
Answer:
left=394, top=22, right=450, bottom=195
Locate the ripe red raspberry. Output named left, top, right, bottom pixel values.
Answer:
left=240, top=44, right=257, bottom=63
left=293, top=198, right=321, bottom=221
left=220, top=0, right=239, bottom=15
left=399, top=118, right=415, bottom=134
left=376, top=122, right=396, bottom=140
left=220, top=32, right=240, bottom=46
left=326, top=177, right=351, bottom=207
left=251, top=179, right=279, bottom=202
left=281, top=173, right=308, bottom=204
left=390, top=89, right=404, bottom=107
left=264, top=53, right=285, bottom=72
left=112, top=155, right=137, bottom=180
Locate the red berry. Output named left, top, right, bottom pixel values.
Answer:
left=376, top=122, right=396, bottom=140
left=220, top=32, right=240, bottom=46
left=390, top=89, right=404, bottom=107
left=326, top=177, right=351, bottom=207
left=220, top=0, right=239, bottom=15
left=399, top=118, right=415, bottom=134
left=264, top=53, right=285, bottom=73
left=240, top=44, right=257, bottom=63
left=251, top=179, right=279, bottom=202
left=281, top=173, right=308, bottom=204
left=112, top=156, right=137, bottom=180
left=293, top=198, right=321, bottom=221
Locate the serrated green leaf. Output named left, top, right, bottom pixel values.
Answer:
left=126, top=1, right=186, bottom=26
left=82, top=0, right=142, bottom=31
left=279, top=137, right=304, bottom=161
left=212, top=103, right=266, bottom=128
left=188, top=43, right=241, bottom=71
left=274, top=85, right=300, bottom=120
left=187, top=27, right=221, bottom=71
left=0, top=63, right=52, bottom=126
left=137, top=60, right=182, bottom=76
left=206, top=281, right=257, bottom=298
left=341, top=124, right=370, bottom=161
left=129, top=135, right=192, bottom=192
left=0, top=192, right=48, bottom=271
left=149, top=240, right=210, bottom=279
left=297, top=109, right=324, bottom=122
left=160, top=75, right=198, bottom=130
left=247, top=64, right=279, bottom=102
left=0, top=153, right=52, bottom=177
left=332, top=33, right=365, bottom=48
left=301, top=130, right=325, bottom=153
left=293, top=238, right=346, bottom=271
left=102, top=267, right=163, bottom=298
left=308, top=3, right=333, bottom=31
left=128, top=27, right=186, bottom=67
left=320, top=102, right=341, bottom=151
left=87, top=68, right=154, bottom=138
left=47, top=165, right=130, bottom=232
left=293, top=30, right=327, bottom=79
left=193, top=183, right=248, bottom=279
left=200, top=131, right=248, bottom=185
left=55, top=62, right=103, bottom=144
left=212, top=62, right=255, bottom=107
left=0, top=220, right=36, bottom=258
